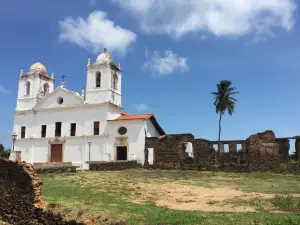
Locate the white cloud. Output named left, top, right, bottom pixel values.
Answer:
left=59, top=11, right=137, bottom=54
left=135, top=104, right=149, bottom=112
left=0, top=85, right=9, bottom=94
left=110, top=0, right=296, bottom=40
left=143, top=50, right=188, bottom=76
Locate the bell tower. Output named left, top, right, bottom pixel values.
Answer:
left=85, top=48, right=122, bottom=106
left=16, top=59, right=55, bottom=111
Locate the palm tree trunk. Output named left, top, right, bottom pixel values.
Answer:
left=218, top=112, right=222, bottom=154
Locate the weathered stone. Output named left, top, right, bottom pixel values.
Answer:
left=0, top=157, right=85, bottom=225
left=35, top=166, right=76, bottom=174
left=246, top=130, right=280, bottom=171
left=219, top=143, right=225, bottom=154
left=145, top=131, right=292, bottom=172
left=89, top=161, right=140, bottom=171
left=146, top=134, right=194, bottom=168
left=296, top=139, right=300, bottom=160
left=241, top=142, right=247, bottom=152
left=276, top=138, right=290, bottom=164
left=229, top=143, right=237, bottom=153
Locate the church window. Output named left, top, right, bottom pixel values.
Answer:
left=70, top=123, right=76, bottom=136
left=55, top=122, right=62, bottom=137
left=43, top=83, right=49, bottom=95
left=94, top=121, right=100, bottom=135
left=113, top=73, right=118, bottom=90
left=57, top=97, right=64, bottom=105
left=26, top=81, right=31, bottom=95
left=96, top=72, right=101, bottom=88
left=118, top=127, right=127, bottom=135
left=21, top=126, right=26, bottom=139
left=41, top=125, right=47, bottom=138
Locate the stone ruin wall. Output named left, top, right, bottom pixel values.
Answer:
left=0, top=157, right=84, bottom=225
left=145, top=130, right=295, bottom=171
left=245, top=131, right=280, bottom=171
left=146, top=134, right=195, bottom=168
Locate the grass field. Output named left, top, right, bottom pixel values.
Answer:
left=41, top=170, right=300, bottom=225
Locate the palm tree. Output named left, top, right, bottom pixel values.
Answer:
left=211, top=80, right=239, bottom=153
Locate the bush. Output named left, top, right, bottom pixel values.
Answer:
left=271, top=195, right=300, bottom=212
left=0, top=151, right=10, bottom=159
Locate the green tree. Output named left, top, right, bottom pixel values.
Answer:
left=211, top=80, right=239, bottom=153
left=0, top=144, right=10, bottom=158
left=0, top=144, right=4, bottom=152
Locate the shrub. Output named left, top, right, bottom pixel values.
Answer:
left=271, top=195, right=300, bottom=212
left=0, top=151, right=10, bottom=159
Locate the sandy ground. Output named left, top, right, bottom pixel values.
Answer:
left=130, top=183, right=278, bottom=212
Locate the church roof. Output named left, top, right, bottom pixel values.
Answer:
left=115, top=113, right=153, bottom=120
left=29, top=59, right=47, bottom=76
left=109, top=112, right=166, bottom=135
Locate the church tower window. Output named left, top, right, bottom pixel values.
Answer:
left=21, top=126, right=26, bottom=139
left=94, top=121, right=100, bottom=135
left=113, top=73, right=118, bottom=90
left=43, top=83, right=49, bottom=95
left=96, top=72, right=101, bottom=88
left=26, top=81, right=31, bottom=96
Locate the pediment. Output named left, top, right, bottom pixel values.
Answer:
left=34, top=86, right=84, bottom=110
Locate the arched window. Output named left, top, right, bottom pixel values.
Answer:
left=26, top=81, right=31, bottom=96
left=95, top=71, right=101, bottom=88
left=43, top=83, right=49, bottom=95
left=113, top=73, right=118, bottom=90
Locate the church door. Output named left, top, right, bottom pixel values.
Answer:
left=116, top=146, right=127, bottom=161
left=51, top=144, right=63, bottom=162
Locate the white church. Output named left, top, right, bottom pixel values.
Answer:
left=12, top=49, right=165, bottom=167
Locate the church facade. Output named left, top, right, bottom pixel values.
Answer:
left=12, top=49, right=165, bottom=167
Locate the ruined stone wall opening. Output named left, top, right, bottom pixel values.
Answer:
left=290, top=139, right=296, bottom=156
left=213, top=144, right=218, bottom=152
left=182, top=142, right=194, bottom=158
left=224, top=144, right=229, bottom=153
left=237, top=144, right=242, bottom=152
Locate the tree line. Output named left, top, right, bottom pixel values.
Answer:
left=0, top=144, right=11, bottom=158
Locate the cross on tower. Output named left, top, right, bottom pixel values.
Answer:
left=61, top=74, right=66, bottom=83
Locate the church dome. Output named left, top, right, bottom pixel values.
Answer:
left=96, top=48, right=114, bottom=65
left=29, top=59, right=47, bottom=75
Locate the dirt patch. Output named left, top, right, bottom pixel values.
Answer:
left=129, top=183, right=277, bottom=212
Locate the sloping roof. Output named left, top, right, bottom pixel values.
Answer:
left=108, top=113, right=166, bottom=135
left=113, top=113, right=153, bottom=120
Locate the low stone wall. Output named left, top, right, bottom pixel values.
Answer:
left=89, top=161, right=140, bottom=171
left=35, top=166, right=76, bottom=174
left=33, top=162, right=76, bottom=174
left=0, top=157, right=84, bottom=225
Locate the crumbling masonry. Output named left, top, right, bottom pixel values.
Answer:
left=145, top=130, right=299, bottom=171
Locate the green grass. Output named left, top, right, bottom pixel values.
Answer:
left=271, top=195, right=300, bottom=212
left=41, top=170, right=300, bottom=225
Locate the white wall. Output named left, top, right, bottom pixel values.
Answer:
left=106, top=120, right=145, bottom=164
left=14, top=111, right=163, bottom=165
left=17, top=73, right=54, bottom=111
left=14, top=102, right=122, bottom=162
left=146, top=119, right=161, bottom=137
left=36, top=88, right=83, bottom=109
left=86, top=64, right=121, bottom=106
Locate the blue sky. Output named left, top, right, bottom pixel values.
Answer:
left=0, top=0, right=299, bottom=151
